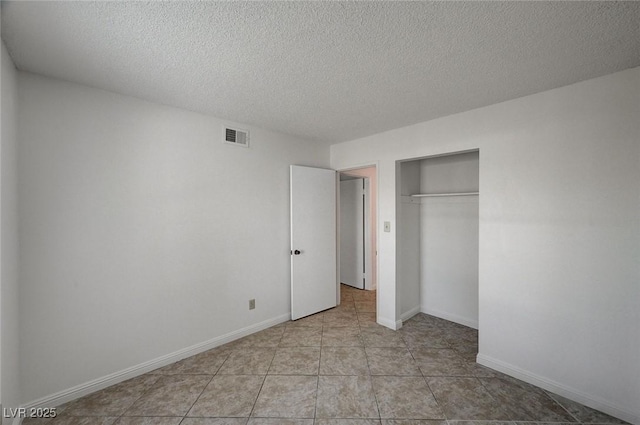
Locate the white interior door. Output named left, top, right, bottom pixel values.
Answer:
left=290, top=165, right=337, bottom=320
left=340, top=178, right=365, bottom=289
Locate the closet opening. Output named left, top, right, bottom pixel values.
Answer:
left=397, top=150, right=479, bottom=329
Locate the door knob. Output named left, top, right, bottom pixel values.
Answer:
left=294, top=250, right=301, bottom=255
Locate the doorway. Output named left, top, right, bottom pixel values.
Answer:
left=339, top=175, right=367, bottom=289
left=289, top=164, right=377, bottom=321
left=339, top=166, right=377, bottom=292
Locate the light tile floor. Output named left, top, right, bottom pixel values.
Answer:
left=24, top=285, right=628, bottom=425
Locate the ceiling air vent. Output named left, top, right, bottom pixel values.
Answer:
left=224, top=126, right=249, bottom=148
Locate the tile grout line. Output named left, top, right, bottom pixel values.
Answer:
left=312, top=308, right=328, bottom=421
left=543, top=390, right=583, bottom=423
left=178, top=373, right=216, bottom=423
left=476, top=373, right=517, bottom=422
left=363, top=321, right=383, bottom=423
left=244, top=324, right=284, bottom=420
left=406, top=335, right=450, bottom=422
left=113, top=372, right=165, bottom=421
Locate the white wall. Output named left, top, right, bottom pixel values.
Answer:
left=330, top=67, right=640, bottom=423
left=17, top=73, right=329, bottom=404
left=419, top=152, right=479, bottom=193
left=421, top=196, right=478, bottom=328
left=420, top=153, right=479, bottom=328
left=1, top=41, right=20, bottom=419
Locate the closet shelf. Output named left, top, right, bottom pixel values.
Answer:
left=410, top=192, right=479, bottom=198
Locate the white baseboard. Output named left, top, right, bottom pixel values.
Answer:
left=16, top=313, right=291, bottom=420
left=400, top=306, right=421, bottom=322
left=422, top=307, right=478, bottom=329
left=477, top=353, right=639, bottom=425
left=377, top=316, right=402, bottom=330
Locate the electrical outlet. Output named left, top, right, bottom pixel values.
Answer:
left=249, top=299, right=256, bottom=310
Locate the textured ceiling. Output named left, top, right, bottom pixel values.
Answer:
left=2, top=1, right=639, bottom=143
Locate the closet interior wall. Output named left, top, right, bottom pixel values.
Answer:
left=398, top=151, right=479, bottom=328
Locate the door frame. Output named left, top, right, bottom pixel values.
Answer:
left=336, top=164, right=379, bottom=311
left=339, top=177, right=369, bottom=290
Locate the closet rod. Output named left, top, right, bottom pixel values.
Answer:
left=410, top=192, right=479, bottom=198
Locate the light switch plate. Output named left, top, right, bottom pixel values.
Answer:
left=384, top=221, right=391, bottom=232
